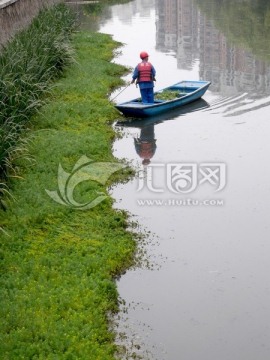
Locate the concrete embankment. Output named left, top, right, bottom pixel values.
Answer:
left=0, top=0, right=18, bottom=9
left=0, top=0, right=62, bottom=46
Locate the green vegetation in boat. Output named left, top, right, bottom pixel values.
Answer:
left=155, top=89, right=185, bottom=101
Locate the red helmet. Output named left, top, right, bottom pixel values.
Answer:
left=140, top=51, right=149, bottom=59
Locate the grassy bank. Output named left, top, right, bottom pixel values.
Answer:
left=0, top=12, right=137, bottom=360
left=0, top=3, right=76, bottom=190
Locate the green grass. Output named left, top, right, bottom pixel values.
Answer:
left=0, top=28, right=136, bottom=360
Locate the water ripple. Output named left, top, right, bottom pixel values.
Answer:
left=206, top=93, right=270, bottom=117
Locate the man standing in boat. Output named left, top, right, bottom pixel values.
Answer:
left=131, top=51, right=156, bottom=104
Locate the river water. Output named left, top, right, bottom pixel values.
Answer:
left=85, top=0, right=270, bottom=359
left=3, top=0, right=270, bottom=359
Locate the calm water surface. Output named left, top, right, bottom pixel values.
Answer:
left=88, top=1, right=270, bottom=359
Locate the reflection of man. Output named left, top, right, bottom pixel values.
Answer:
left=134, top=125, right=157, bottom=165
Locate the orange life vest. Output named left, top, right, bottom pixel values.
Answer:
left=137, top=62, right=153, bottom=82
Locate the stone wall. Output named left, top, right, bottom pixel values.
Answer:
left=0, top=0, right=64, bottom=47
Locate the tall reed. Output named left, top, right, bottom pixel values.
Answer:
left=0, top=3, right=76, bottom=191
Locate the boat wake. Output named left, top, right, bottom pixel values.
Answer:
left=205, top=93, right=270, bottom=117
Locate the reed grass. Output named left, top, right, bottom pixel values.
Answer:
left=0, top=3, right=76, bottom=189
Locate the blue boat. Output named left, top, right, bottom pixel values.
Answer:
left=115, top=80, right=211, bottom=117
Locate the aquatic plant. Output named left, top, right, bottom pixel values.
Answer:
left=155, top=89, right=182, bottom=100
left=0, top=30, right=135, bottom=359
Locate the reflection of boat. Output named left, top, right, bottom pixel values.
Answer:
left=115, top=80, right=211, bottom=117
left=116, top=98, right=210, bottom=128
left=115, top=98, right=210, bottom=165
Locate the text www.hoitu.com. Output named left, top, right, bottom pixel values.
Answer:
left=137, top=198, right=224, bottom=207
